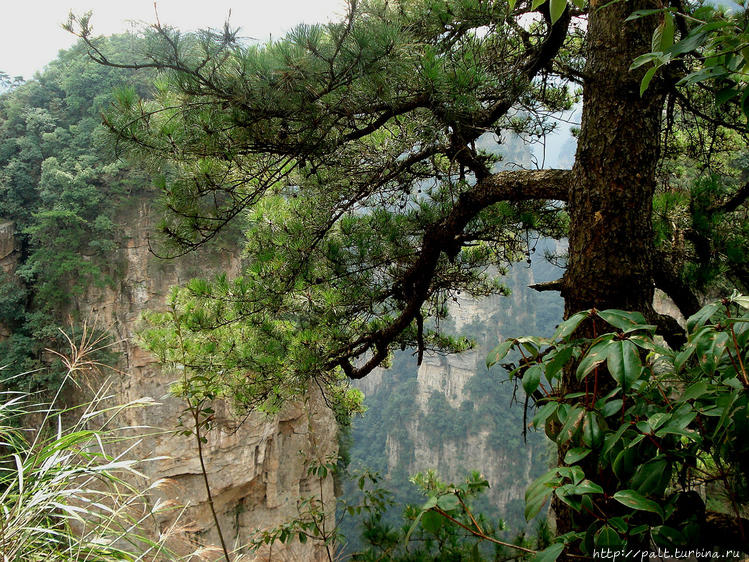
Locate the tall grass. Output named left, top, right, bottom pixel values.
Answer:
left=0, top=322, right=188, bottom=561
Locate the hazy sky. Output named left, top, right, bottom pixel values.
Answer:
left=1, top=0, right=347, bottom=80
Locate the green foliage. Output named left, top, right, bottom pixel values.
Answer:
left=653, top=140, right=749, bottom=298
left=630, top=4, right=749, bottom=120
left=260, top=459, right=542, bottom=561
left=51, top=3, right=748, bottom=559
left=353, top=470, right=540, bottom=561
left=0, top=35, right=154, bottom=389
left=63, top=0, right=574, bottom=399
left=251, top=458, right=394, bottom=557
left=490, top=295, right=749, bottom=557
left=0, top=349, right=183, bottom=560
left=139, top=282, right=366, bottom=420
left=341, top=241, right=563, bottom=542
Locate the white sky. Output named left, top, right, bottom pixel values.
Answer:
left=1, top=0, right=348, bottom=80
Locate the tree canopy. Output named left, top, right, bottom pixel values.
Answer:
left=0, top=35, right=153, bottom=386
left=64, top=0, right=749, bottom=557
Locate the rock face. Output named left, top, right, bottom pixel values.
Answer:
left=73, top=200, right=338, bottom=560
left=381, top=293, right=546, bottom=520
left=0, top=220, right=20, bottom=339
left=348, top=248, right=566, bottom=530
left=0, top=220, right=18, bottom=275
left=384, top=345, right=537, bottom=512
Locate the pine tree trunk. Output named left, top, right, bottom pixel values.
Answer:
left=565, top=0, right=664, bottom=317
left=556, top=0, right=665, bottom=543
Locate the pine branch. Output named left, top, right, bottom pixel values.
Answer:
left=334, top=168, right=572, bottom=379
left=706, top=180, right=749, bottom=214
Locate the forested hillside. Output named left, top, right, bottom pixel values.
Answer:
left=0, top=37, right=340, bottom=561
left=0, top=35, right=152, bottom=388
left=3, top=0, right=749, bottom=560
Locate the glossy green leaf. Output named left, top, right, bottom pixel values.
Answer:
left=574, top=479, right=604, bottom=495
left=523, top=364, right=544, bottom=395
left=626, top=8, right=666, bottom=21
left=647, top=412, right=670, bottom=431
left=525, top=487, right=553, bottom=520
left=595, top=525, right=623, bottom=547
left=681, top=381, right=708, bottom=401
left=533, top=543, right=564, bottom=562
left=655, top=411, right=697, bottom=438
left=421, top=509, right=444, bottom=533
left=660, top=12, right=674, bottom=51
left=628, top=333, right=659, bottom=351
left=667, top=25, right=715, bottom=57
left=470, top=543, right=481, bottom=562
left=652, top=22, right=665, bottom=53
left=686, top=302, right=721, bottom=332
left=700, top=331, right=729, bottom=375
left=597, top=309, right=647, bottom=331
left=487, top=339, right=514, bottom=368
left=436, top=493, right=460, bottom=512
left=582, top=411, right=603, bottom=448
left=533, top=401, right=559, bottom=428
left=601, top=398, right=623, bottom=418
left=555, top=484, right=583, bottom=510
left=564, top=447, right=591, bottom=464
left=557, top=406, right=585, bottom=445
left=640, top=66, right=657, bottom=97
left=630, top=52, right=660, bottom=70
left=517, top=335, right=548, bottom=357
left=526, top=470, right=560, bottom=502
left=608, top=517, right=627, bottom=533
left=613, top=490, right=664, bottom=519
left=576, top=338, right=613, bottom=381
left=602, top=423, right=629, bottom=457
left=607, top=339, right=641, bottom=392
left=550, top=0, right=567, bottom=24
left=612, top=447, right=637, bottom=482
left=553, top=310, right=589, bottom=340
left=630, top=458, right=669, bottom=496
left=675, top=338, right=697, bottom=371
left=405, top=496, right=437, bottom=542
left=545, top=345, right=574, bottom=381
left=651, top=525, right=685, bottom=547
left=716, top=86, right=739, bottom=105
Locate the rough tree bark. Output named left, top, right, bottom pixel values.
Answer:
left=565, top=0, right=664, bottom=317
left=557, top=0, right=665, bottom=545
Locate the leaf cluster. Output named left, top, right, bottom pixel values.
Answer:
left=489, top=294, right=749, bottom=557
left=0, top=35, right=154, bottom=389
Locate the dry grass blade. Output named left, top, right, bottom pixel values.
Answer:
left=0, top=323, right=204, bottom=560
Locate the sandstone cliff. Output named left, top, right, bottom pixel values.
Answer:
left=349, top=252, right=565, bottom=530
left=0, top=220, right=19, bottom=340
left=0, top=220, right=17, bottom=276
left=20, top=201, right=338, bottom=560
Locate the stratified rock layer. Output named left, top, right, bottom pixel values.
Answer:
left=75, top=200, right=337, bottom=560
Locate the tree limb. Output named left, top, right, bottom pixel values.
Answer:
left=333, top=168, right=572, bottom=379
left=706, top=180, right=749, bottom=214
left=530, top=278, right=564, bottom=292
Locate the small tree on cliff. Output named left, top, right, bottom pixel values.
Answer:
left=68, top=0, right=748, bottom=555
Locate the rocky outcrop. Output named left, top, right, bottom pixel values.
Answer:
left=382, top=345, right=537, bottom=517
left=352, top=258, right=559, bottom=527
left=0, top=220, right=17, bottom=275
left=75, top=199, right=337, bottom=560
left=0, top=220, right=20, bottom=340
